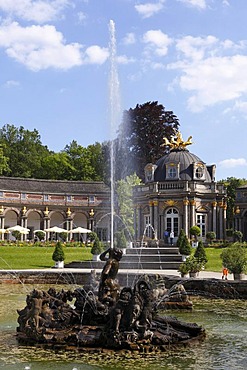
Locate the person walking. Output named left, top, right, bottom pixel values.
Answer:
left=170, top=230, right=174, bottom=245
left=222, top=267, right=228, bottom=280
left=163, top=230, right=169, bottom=244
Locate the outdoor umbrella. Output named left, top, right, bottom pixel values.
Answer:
left=44, top=226, right=68, bottom=233
left=7, top=225, right=30, bottom=234
left=71, top=227, right=91, bottom=234
left=0, top=228, right=8, bottom=234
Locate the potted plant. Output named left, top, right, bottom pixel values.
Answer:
left=52, top=241, right=65, bottom=268
left=91, top=236, right=104, bottom=261
left=220, top=242, right=247, bottom=280
left=178, top=261, right=190, bottom=278
left=177, top=229, right=192, bottom=260
left=206, top=231, right=216, bottom=244
left=194, top=240, right=208, bottom=266
left=190, top=226, right=201, bottom=248
left=183, top=256, right=203, bottom=278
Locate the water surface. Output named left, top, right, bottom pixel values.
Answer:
left=0, top=284, right=246, bottom=370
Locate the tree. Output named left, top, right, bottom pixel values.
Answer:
left=52, top=241, right=65, bottom=262
left=91, top=236, right=104, bottom=255
left=219, top=177, right=247, bottom=229
left=63, top=141, right=105, bottom=181
left=116, top=173, right=142, bottom=238
left=177, top=229, right=192, bottom=256
left=0, top=124, right=50, bottom=178
left=116, top=101, right=180, bottom=179
left=194, top=240, right=208, bottom=265
left=40, top=152, right=76, bottom=180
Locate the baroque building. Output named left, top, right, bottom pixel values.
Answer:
left=133, top=132, right=227, bottom=243
left=0, top=177, right=110, bottom=241
left=234, top=184, right=247, bottom=241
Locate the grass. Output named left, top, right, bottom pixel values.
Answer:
left=0, top=245, right=93, bottom=270
left=204, top=247, right=224, bottom=272
left=0, top=244, right=224, bottom=271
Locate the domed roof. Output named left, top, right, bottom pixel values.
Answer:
left=154, top=148, right=213, bottom=182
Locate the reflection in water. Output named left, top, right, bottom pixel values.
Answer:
left=0, top=284, right=247, bottom=370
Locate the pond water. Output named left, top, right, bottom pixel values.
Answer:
left=0, top=283, right=246, bottom=370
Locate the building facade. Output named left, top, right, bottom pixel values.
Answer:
left=234, top=184, right=247, bottom=241
left=0, top=177, right=111, bottom=241
left=133, top=132, right=227, bottom=243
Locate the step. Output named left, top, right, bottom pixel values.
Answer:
left=65, top=260, right=182, bottom=270
left=121, top=254, right=183, bottom=263
left=126, top=247, right=179, bottom=255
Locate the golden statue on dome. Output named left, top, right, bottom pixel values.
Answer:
left=162, top=131, right=193, bottom=150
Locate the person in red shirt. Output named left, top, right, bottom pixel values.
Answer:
left=222, top=267, right=228, bottom=280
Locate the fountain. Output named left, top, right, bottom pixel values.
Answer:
left=16, top=20, right=205, bottom=356
left=16, top=248, right=204, bottom=351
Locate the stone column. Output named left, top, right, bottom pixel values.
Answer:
left=190, top=199, right=196, bottom=227
left=137, top=205, right=142, bottom=241
left=43, top=207, right=50, bottom=241
left=21, top=207, right=28, bottom=241
left=149, top=201, right=154, bottom=238
left=153, top=200, right=158, bottom=238
left=218, top=201, right=224, bottom=239
left=183, top=198, right=189, bottom=236
left=212, top=201, right=217, bottom=234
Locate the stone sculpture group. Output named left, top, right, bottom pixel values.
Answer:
left=17, top=247, right=205, bottom=351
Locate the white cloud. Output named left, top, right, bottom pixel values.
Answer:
left=177, top=0, right=207, bottom=10
left=143, top=29, right=172, bottom=56
left=122, top=32, right=136, bottom=45
left=83, top=45, right=109, bottom=65
left=0, top=0, right=71, bottom=23
left=3, top=79, right=20, bottom=88
left=219, top=158, right=247, bottom=168
left=77, top=11, right=87, bottom=23
left=135, top=0, right=165, bottom=19
left=117, top=55, right=135, bottom=64
left=0, top=22, right=109, bottom=71
left=166, top=35, right=247, bottom=111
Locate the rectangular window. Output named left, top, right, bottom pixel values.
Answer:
left=21, top=193, right=26, bottom=200
left=88, top=196, right=95, bottom=204
left=144, top=215, right=151, bottom=238
left=44, top=194, right=49, bottom=201
left=197, top=214, right=206, bottom=237
left=67, top=195, right=72, bottom=201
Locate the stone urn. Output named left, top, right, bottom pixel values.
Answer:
left=233, top=273, right=245, bottom=280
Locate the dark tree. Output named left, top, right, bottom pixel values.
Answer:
left=219, top=177, right=247, bottom=229
left=116, top=101, right=179, bottom=179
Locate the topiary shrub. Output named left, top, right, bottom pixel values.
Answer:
left=206, top=231, right=216, bottom=243
left=194, top=240, right=208, bottom=265
left=114, top=230, right=127, bottom=249
left=177, top=230, right=192, bottom=256
left=190, top=226, right=201, bottom=241
left=91, top=236, right=104, bottom=255
left=52, top=241, right=65, bottom=262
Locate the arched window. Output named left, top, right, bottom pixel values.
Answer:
left=168, top=167, right=176, bottom=179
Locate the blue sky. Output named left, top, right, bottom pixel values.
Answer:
left=0, top=0, right=247, bottom=181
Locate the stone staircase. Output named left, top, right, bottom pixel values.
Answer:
left=65, top=244, right=183, bottom=270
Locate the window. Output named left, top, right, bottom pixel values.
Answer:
left=195, top=167, right=204, bottom=179
left=168, top=168, right=176, bottom=178
left=44, top=194, right=49, bottom=201
left=197, top=214, right=206, bottom=237
left=144, top=215, right=151, bottom=238
left=165, top=208, right=179, bottom=236
left=67, top=195, right=72, bottom=202
left=21, top=193, right=26, bottom=200
left=88, top=196, right=95, bottom=204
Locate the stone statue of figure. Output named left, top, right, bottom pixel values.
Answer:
left=98, top=247, right=123, bottom=305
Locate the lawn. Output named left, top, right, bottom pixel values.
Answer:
left=203, top=247, right=224, bottom=272
left=0, top=244, right=224, bottom=271
left=0, top=245, right=93, bottom=269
